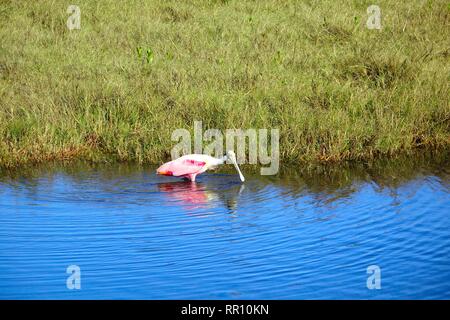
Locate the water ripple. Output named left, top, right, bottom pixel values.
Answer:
left=0, top=161, right=449, bottom=299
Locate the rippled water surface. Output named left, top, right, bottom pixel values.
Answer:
left=0, top=155, right=449, bottom=299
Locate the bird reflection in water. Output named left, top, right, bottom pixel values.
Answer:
left=157, top=179, right=245, bottom=215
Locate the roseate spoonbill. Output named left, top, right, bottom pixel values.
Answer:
left=156, top=150, right=245, bottom=182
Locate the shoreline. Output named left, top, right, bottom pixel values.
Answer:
left=1, top=145, right=448, bottom=172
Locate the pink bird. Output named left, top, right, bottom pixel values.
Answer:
left=156, top=150, right=245, bottom=182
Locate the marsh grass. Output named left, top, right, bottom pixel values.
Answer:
left=0, top=0, right=449, bottom=169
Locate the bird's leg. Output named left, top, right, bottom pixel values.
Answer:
left=189, top=174, right=196, bottom=182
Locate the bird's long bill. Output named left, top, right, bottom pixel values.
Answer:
left=231, top=158, right=245, bottom=182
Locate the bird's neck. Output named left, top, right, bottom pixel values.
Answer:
left=216, top=156, right=227, bottom=165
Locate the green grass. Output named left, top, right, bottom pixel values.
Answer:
left=0, top=0, right=449, bottom=169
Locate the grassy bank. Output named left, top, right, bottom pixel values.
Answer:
left=0, top=0, right=449, bottom=169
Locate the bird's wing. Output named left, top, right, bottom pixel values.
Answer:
left=157, top=158, right=207, bottom=176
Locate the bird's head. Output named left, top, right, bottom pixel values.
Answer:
left=225, top=150, right=245, bottom=182
left=226, top=150, right=237, bottom=162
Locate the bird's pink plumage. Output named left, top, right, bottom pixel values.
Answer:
left=157, top=158, right=206, bottom=177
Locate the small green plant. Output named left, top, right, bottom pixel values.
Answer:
left=146, top=48, right=154, bottom=64
left=273, top=50, right=282, bottom=65
left=136, top=46, right=143, bottom=59
left=353, top=15, right=360, bottom=31
left=136, top=46, right=154, bottom=64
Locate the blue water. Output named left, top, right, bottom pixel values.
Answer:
left=0, top=157, right=449, bottom=299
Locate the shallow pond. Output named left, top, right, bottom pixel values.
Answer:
left=0, top=154, right=449, bottom=299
